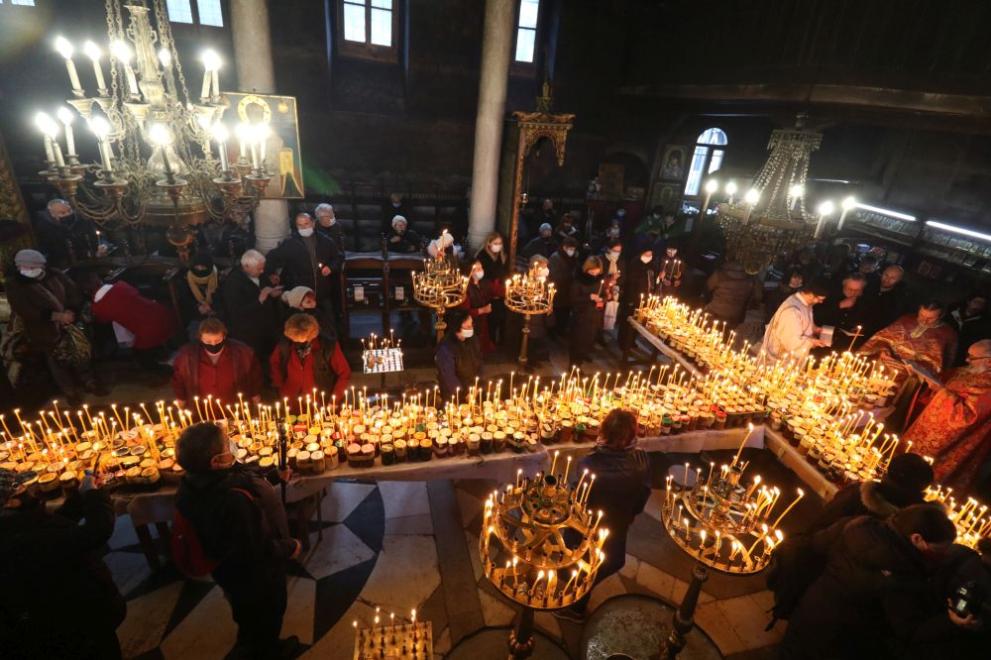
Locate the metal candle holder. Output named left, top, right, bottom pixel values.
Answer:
left=480, top=456, right=607, bottom=658
left=504, top=264, right=556, bottom=366
left=412, top=255, right=468, bottom=342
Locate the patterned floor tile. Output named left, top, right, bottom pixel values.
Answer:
left=378, top=481, right=431, bottom=519
left=303, top=524, right=377, bottom=580
left=282, top=577, right=317, bottom=645
left=312, top=558, right=378, bottom=642
left=358, top=535, right=440, bottom=614
left=319, top=481, right=377, bottom=522
left=159, top=586, right=237, bottom=659
left=384, top=513, right=434, bottom=535
left=117, top=582, right=183, bottom=658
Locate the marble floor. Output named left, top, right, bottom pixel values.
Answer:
left=106, top=443, right=820, bottom=659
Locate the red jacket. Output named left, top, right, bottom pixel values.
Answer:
left=171, top=339, right=262, bottom=405
left=92, top=281, right=176, bottom=350
left=269, top=337, right=351, bottom=401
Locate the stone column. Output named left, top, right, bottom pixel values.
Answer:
left=229, top=0, right=289, bottom=253
left=467, top=0, right=515, bottom=250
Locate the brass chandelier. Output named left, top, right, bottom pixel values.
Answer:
left=34, top=0, right=270, bottom=256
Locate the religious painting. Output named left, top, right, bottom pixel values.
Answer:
left=220, top=92, right=305, bottom=199
left=651, top=183, right=682, bottom=212
left=659, top=145, right=687, bottom=182
left=597, top=163, right=625, bottom=200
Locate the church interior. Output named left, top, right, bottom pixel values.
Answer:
left=1, top=1, right=991, bottom=659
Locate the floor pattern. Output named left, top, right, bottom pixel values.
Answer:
left=104, top=446, right=815, bottom=659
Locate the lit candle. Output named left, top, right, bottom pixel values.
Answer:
left=56, top=107, right=76, bottom=156
left=54, top=36, right=83, bottom=94
left=110, top=40, right=139, bottom=97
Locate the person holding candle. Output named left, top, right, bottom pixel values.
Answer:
left=568, top=256, right=607, bottom=369
left=314, top=202, right=345, bottom=251
left=812, top=273, right=871, bottom=353
left=555, top=408, right=649, bottom=622
left=901, top=339, right=991, bottom=494
left=0, top=468, right=126, bottom=659
left=618, top=243, right=657, bottom=357
left=219, top=249, right=283, bottom=365
left=435, top=308, right=482, bottom=402
left=463, top=259, right=497, bottom=353
left=174, top=422, right=301, bottom=659
left=759, top=279, right=831, bottom=364
left=780, top=504, right=957, bottom=660
left=171, top=317, right=263, bottom=410
left=270, top=313, right=351, bottom=404
left=548, top=236, right=580, bottom=338
left=476, top=232, right=508, bottom=345
left=264, top=212, right=344, bottom=318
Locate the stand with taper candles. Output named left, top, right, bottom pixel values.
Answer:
left=655, top=425, right=803, bottom=658
left=504, top=263, right=557, bottom=367
left=478, top=456, right=607, bottom=659
left=352, top=609, right=431, bottom=659
left=412, top=253, right=468, bottom=343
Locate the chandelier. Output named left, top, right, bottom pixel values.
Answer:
left=716, top=114, right=821, bottom=270
left=34, top=0, right=271, bottom=257
left=412, top=251, right=468, bottom=342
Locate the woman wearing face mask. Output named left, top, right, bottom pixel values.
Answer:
left=463, top=260, right=496, bottom=354
left=270, top=313, right=351, bottom=403
left=548, top=236, right=580, bottom=338
left=569, top=256, right=606, bottom=369
left=4, top=249, right=93, bottom=405
left=177, top=251, right=218, bottom=336
left=171, top=317, right=263, bottom=410
left=435, top=309, right=483, bottom=402
left=618, top=246, right=657, bottom=358
left=475, top=232, right=508, bottom=345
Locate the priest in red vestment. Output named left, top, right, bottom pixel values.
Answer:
left=902, top=339, right=991, bottom=493
left=859, top=301, right=958, bottom=380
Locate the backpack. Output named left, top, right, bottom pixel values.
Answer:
left=171, top=487, right=254, bottom=578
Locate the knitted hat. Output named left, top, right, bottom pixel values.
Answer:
left=539, top=223, right=552, bottom=234
left=883, top=453, right=934, bottom=497
left=13, top=249, right=46, bottom=268
left=282, top=286, right=314, bottom=310
left=392, top=215, right=407, bottom=229
left=0, top=468, right=35, bottom=506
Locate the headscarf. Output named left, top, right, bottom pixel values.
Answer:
left=186, top=252, right=218, bottom=306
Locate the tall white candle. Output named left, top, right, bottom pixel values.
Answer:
left=54, top=37, right=83, bottom=93
left=83, top=41, right=106, bottom=92
left=42, top=135, right=55, bottom=164
left=56, top=108, right=75, bottom=155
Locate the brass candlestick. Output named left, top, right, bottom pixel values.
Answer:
left=504, top=264, right=556, bottom=366
left=412, top=254, right=468, bottom=343
left=479, top=458, right=607, bottom=658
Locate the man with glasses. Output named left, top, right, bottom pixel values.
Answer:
left=759, top=279, right=832, bottom=364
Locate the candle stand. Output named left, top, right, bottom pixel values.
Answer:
left=412, top=254, right=468, bottom=343
left=479, top=454, right=608, bottom=659
left=504, top=264, right=556, bottom=367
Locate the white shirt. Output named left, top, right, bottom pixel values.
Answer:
left=94, top=283, right=136, bottom=348
left=760, top=293, right=816, bottom=363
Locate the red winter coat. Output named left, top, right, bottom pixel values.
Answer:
left=269, top=337, right=351, bottom=402
left=92, top=282, right=176, bottom=350
left=171, top=340, right=262, bottom=405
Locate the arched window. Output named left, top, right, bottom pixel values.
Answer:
left=683, top=128, right=728, bottom=196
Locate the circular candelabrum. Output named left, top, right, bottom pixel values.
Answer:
left=412, top=255, right=468, bottom=343
left=480, top=455, right=607, bottom=658
left=655, top=428, right=803, bottom=657
left=504, top=265, right=556, bottom=367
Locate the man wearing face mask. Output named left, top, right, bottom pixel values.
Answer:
left=5, top=249, right=91, bottom=403
left=270, top=313, right=351, bottom=403
left=618, top=246, right=657, bottom=357
left=32, top=198, right=100, bottom=269
left=264, top=212, right=343, bottom=310
left=781, top=504, right=957, bottom=659
left=548, top=236, right=579, bottom=337
left=569, top=256, right=606, bottom=369
left=522, top=223, right=557, bottom=260
left=314, top=203, right=344, bottom=251
left=174, top=422, right=301, bottom=659
left=435, top=309, right=482, bottom=401
left=901, top=339, right=991, bottom=494
left=171, top=317, right=263, bottom=410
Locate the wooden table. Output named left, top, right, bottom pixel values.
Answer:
left=627, top=317, right=704, bottom=378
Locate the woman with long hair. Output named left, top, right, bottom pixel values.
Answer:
left=475, top=232, right=508, bottom=345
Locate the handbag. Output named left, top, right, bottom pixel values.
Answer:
left=52, top=322, right=92, bottom=368
left=602, top=300, right=620, bottom=331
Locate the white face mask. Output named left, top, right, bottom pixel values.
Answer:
left=472, top=270, right=484, bottom=281
left=298, top=227, right=314, bottom=237
left=489, top=243, right=503, bottom=254
left=607, top=251, right=620, bottom=261
left=640, top=254, right=653, bottom=264
left=564, top=248, right=576, bottom=257
left=19, top=267, right=44, bottom=279
left=460, top=327, right=474, bottom=338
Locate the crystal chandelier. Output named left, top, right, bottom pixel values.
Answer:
left=717, top=114, right=822, bottom=270
left=34, top=0, right=271, bottom=257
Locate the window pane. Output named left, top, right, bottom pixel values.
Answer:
left=196, top=0, right=223, bottom=27
left=343, top=3, right=367, bottom=42
left=708, top=149, right=724, bottom=174
left=519, top=0, right=539, bottom=28
left=515, top=27, right=535, bottom=62
left=370, top=8, right=392, bottom=46
left=166, top=0, right=194, bottom=23
left=684, top=146, right=709, bottom=195
left=697, top=127, right=728, bottom=146
left=371, top=0, right=392, bottom=8
left=11, top=0, right=38, bottom=5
